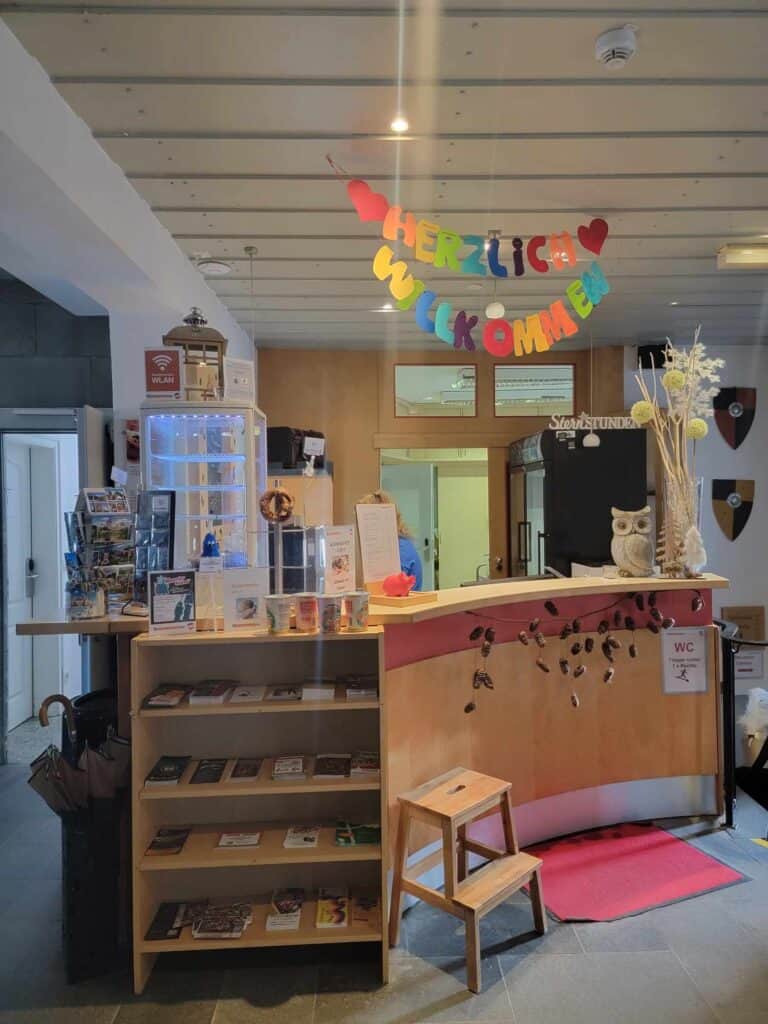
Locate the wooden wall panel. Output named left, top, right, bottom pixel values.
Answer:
left=385, top=626, right=719, bottom=852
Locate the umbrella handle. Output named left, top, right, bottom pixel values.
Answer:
left=39, top=694, right=76, bottom=744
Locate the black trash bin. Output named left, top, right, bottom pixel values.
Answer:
left=61, top=689, right=121, bottom=984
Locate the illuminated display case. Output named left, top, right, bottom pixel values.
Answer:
left=140, top=400, right=267, bottom=569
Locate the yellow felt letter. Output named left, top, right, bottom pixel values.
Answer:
left=415, top=221, right=439, bottom=264
left=373, top=245, right=417, bottom=301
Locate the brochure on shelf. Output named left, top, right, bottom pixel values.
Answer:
left=323, top=525, right=355, bottom=595
left=222, top=567, right=270, bottom=631
left=148, top=570, right=197, bottom=633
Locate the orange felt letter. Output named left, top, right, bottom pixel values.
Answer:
left=383, top=206, right=417, bottom=248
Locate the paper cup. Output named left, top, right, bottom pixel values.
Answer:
left=295, top=593, right=319, bottom=633
left=317, top=595, right=343, bottom=634
left=265, top=594, right=292, bottom=634
left=345, top=591, right=370, bottom=632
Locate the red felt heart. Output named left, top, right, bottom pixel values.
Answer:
left=577, top=218, right=609, bottom=255
left=347, top=179, right=390, bottom=223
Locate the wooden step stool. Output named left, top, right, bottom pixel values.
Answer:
left=389, top=767, right=547, bottom=993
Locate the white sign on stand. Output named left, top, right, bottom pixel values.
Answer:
left=323, top=525, right=356, bottom=595
left=223, top=357, right=256, bottom=404
left=661, top=627, right=709, bottom=694
left=355, top=503, right=401, bottom=584
left=735, top=649, right=765, bottom=682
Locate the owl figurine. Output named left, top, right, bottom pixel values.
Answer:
left=610, top=506, right=655, bottom=577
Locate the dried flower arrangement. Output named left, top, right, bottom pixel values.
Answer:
left=631, top=327, right=724, bottom=578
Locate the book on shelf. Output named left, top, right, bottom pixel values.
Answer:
left=179, top=900, right=210, bottom=929
left=145, top=826, right=191, bottom=856
left=192, top=900, right=253, bottom=940
left=265, top=685, right=303, bottom=702
left=265, top=908, right=301, bottom=931
left=350, top=750, right=380, bottom=776
left=272, top=755, right=307, bottom=781
left=217, top=831, right=262, bottom=848
left=334, top=822, right=381, bottom=847
left=228, top=685, right=266, bottom=704
left=145, top=755, right=190, bottom=787
left=350, top=894, right=381, bottom=929
left=189, top=680, right=235, bottom=705
left=315, top=887, right=349, bottom=928
left=227, top=757, right=263, bottom=783
left=345, top=683, right=378, bottom=701
left=144, top=901, right=186, bottom=941
left=189, top=758, right=228, bottom=785
left=271, top=888, right=306, bottom=915
left=283, top=825, right=321, bottom=848
left=302, top=684, right=336, bottom=702
left=313, top=754, right=351, bottom=779
left=142, top=684, right=193, bottom=709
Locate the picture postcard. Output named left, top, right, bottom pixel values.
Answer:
left=222, top=567, right=270, bottom=632
left=149, top=570, right=197, bottom=633
left=323, top=525, right=356, bottom=594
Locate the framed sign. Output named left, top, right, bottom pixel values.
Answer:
left=721, top=605, right=765, bottom=642
left=145, top=348, right=181, bottom=396
left=661, top=627, right=709, bottom=694
left=223, top=356, right=256, bottom=404
left=149, top=570, right=196, bottom=634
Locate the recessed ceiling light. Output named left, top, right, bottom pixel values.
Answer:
left=382, top=302, right=393, bottom=310
left=669, top=300, right=679, bottom=306
left=195, top=258, right=232, bottom=276
left=390, top=115, right=409, bottom=133
left=717, top=244, right=768, bottom=269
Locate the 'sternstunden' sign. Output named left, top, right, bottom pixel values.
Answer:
left=344, top=177, right=611, bottom=356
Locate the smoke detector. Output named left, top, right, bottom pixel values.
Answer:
left=192, top=251, right=232, bottom=276
left=595, top=25, right=638, bottom=69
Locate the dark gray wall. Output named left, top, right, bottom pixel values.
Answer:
left=0, top=269, right=111, bottom=407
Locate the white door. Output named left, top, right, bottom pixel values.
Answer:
left=4, top=439, right=33, bottom=730
left=381, top=462, right=437, bottom=590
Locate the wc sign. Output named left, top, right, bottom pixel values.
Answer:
left=662, top=628, right=709, bottom=694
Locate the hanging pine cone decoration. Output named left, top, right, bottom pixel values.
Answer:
left=535, top=632, right=546, bottom=648
left=607, top=635, right=622, bottom=650
left=603, top=667, right=615, bottom=684
left=574, top=664, right=586, bottom=678
left=529, top=618, right=540, bottom=632
left=624, top=616, right=636, bottom=631
left=571, top=641, right=583, bottom=656
left=691, top=593, right=704, bottom=613
left=572, top=618, right=582, bottom=634
left=613, top=609, right=623, bottom=628
left=485, top=627, right=496, bottom=643
left=536, top=658, right=550, bottom=673
left=464, top=701, right=476, bottom=714
left=634, top=593, right=645, bottom=611
left=469, top=625, right=484, bottom=641
left=482, top=673, right=494, bottom=690
left=629, top=643, right=638, bottom=658
left=650, top=606, right=663, bottom=624
left=585, top=637, right=595, bottom=654
left=559, top=623, right=573, bottom=641
left=570, top=692, right=580, bottom=708
left=481, top=640, right=492, bottom=658
left=473, top=670, right=484, bottom=689
left=544, top=600, right=559, bottom=616
left=602, top=640, right=615, bottom=661
left=518, top=630, right=529, bottom=646
left=661, top=617, right=676, bottom=630
left=647, top=621, right=660, bottom=634
left=598, top=620, right=610, bottom=635
left=559, top=658, right=571, bottom=675
left=648, top=591, right=657, bottom=608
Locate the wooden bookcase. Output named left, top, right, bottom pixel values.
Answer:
left=130, top=627, right=388, bottom=994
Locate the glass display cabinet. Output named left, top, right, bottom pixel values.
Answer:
left=140, top=400, right=268, bottom=569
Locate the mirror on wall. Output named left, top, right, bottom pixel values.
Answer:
left=494, top=365, right=574, bottom=417
left=395, top=365, right=476, bottom=417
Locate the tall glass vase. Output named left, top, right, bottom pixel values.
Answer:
left=659, top=475, right=704, bottom=578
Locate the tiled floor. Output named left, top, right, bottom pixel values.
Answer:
left=5, top=716, right=60, bottom=765
left=1, top=761, right=768, bottom=1023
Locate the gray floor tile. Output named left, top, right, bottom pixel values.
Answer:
left=671, top=942, right=768, bottom=1023
left=501, top=951, right=718, bottom=1024
left=575, top=915, right=670, bottom=953
left=114, top=967, right=223, bottom=1024
left=404, top=898, right=576, bottom=958
left=315, top=954, right=513, bottom=1024
left=214, top=965, right=317, bottom=1024
left=0, top=837, right=62, bottom=879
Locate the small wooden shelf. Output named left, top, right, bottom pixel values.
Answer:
left=141, top=822, right=381, bottom=871
left=135, top=626, right=382, bottom=648
left=139, top=685, right=379, bottom=718
left=140, top=758, right=380, bottom=800
left=140, top=896, right=382, bottom=953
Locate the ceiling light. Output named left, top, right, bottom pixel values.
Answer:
left=390, top=115, right=409, bottom=134
left=669, top=301, right=679, bottom=306
left=583, top=432, right=601, bottom=448
left=195, top=258, right=232, bottom=277
left=717, top=244, right=768, bottom=269
left=382, top=302, right=393, bottom=310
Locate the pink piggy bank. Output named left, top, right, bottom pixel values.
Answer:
left=382, top=572, right=416, bottom=597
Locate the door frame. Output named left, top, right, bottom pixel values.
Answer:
left=0, top=409, right=78, bottom=763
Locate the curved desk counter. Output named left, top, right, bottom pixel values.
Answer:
left=370, top=574, right=729, bottom=854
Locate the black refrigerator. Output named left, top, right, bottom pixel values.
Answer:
left=509, top=429, right=647, bottom=578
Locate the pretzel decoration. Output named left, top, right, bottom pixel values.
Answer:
left=259, top=487, right=295, bottom=523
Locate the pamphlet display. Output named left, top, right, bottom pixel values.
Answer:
left=148, top=570, right=197, bottom=633
left=132, top=489, right=175, bottom=607
left=323, top=525, right=355, bottom=594
left=222, top=567, right=270, bottom=631
left=65, top=487, right=135, bottom=617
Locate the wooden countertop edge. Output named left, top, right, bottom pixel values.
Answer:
left=366, top=574, right=729, bottom=625
left=16, top=575, right=729, bottom=635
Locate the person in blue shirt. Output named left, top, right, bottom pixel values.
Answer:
left=358, top=489, right=424, bottom=591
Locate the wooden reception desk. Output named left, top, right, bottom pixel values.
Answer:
left=371, top=574, right=729, bottom=853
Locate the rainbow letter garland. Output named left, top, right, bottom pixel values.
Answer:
left=345, top=177, right=611, bottom=356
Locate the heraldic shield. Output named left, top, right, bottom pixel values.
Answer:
left=713, top=388, right=756, bottom=449
left=712, top=479, right=754, bottom=540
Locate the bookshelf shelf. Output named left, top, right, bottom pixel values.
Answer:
left=141, top=823, right=381, bottom=871
left=140, top=896, right=382, bottom=953
left=131, top=629, right=388, bottom=995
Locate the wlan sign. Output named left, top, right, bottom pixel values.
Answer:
left=144, top=348, right=181, bottom=396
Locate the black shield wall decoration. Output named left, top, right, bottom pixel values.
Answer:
left=712, top=479, right=754, bottom=541
left=713, top=388, right=756, bottom=449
